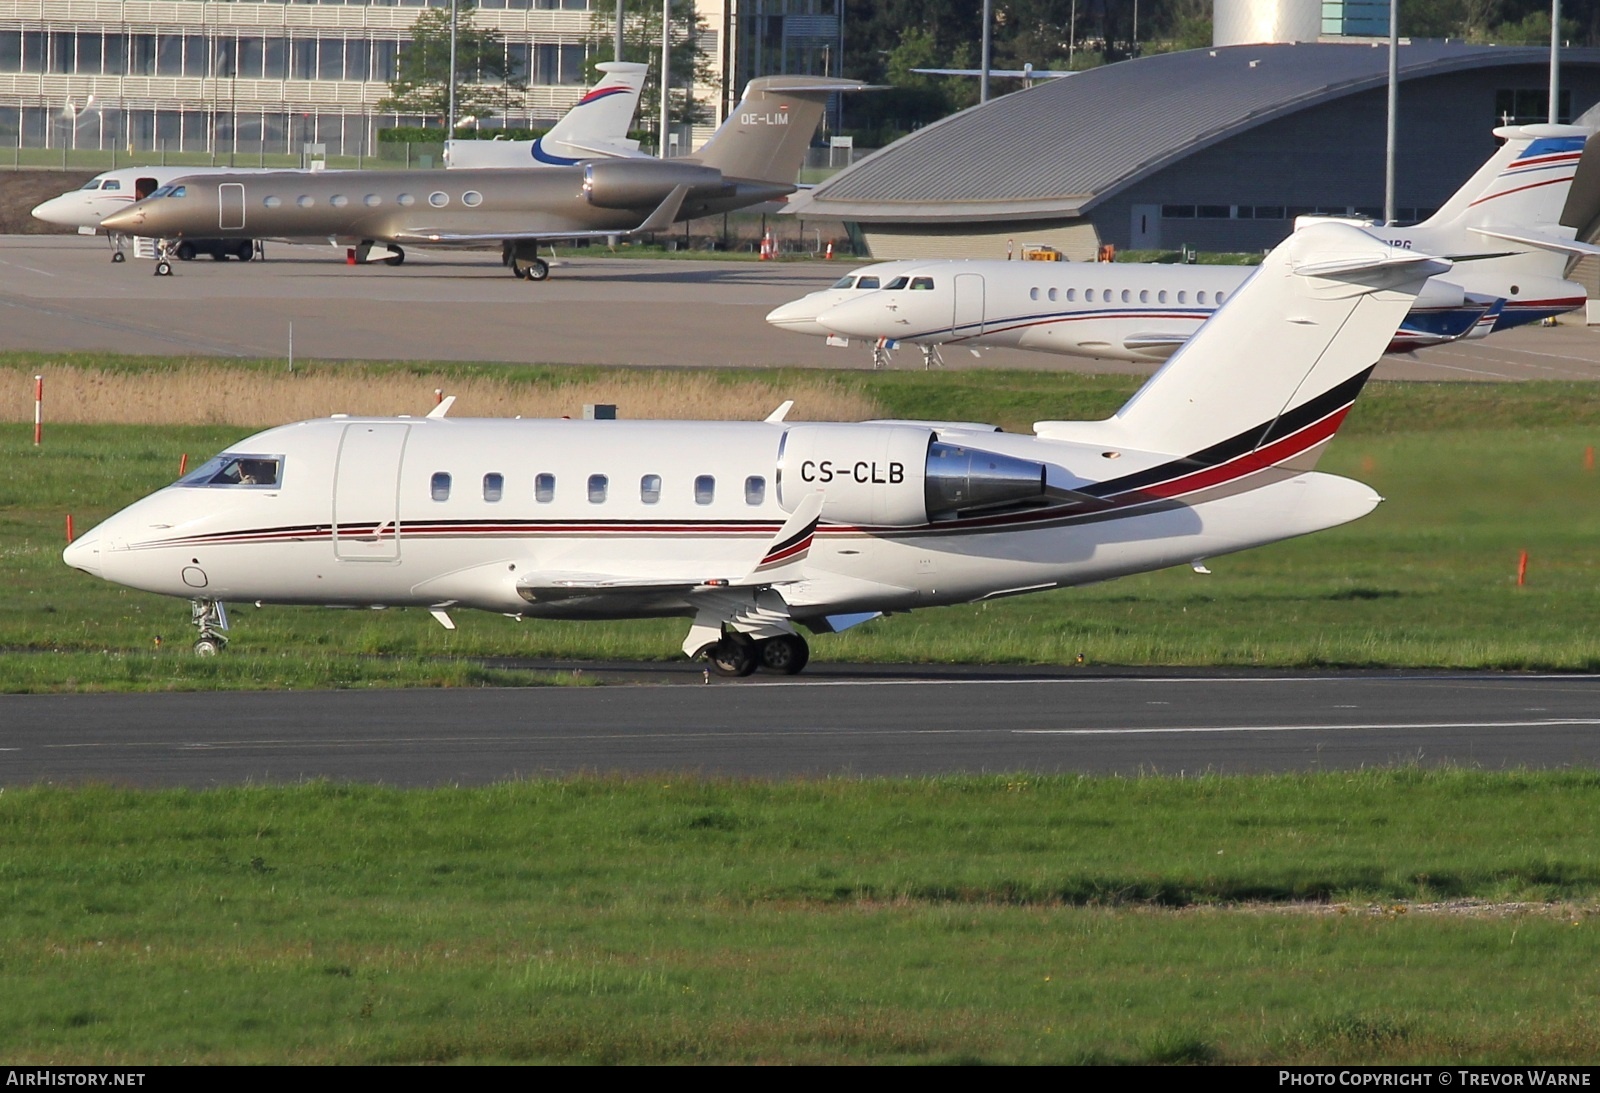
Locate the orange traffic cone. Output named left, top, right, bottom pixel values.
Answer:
left=824, top=241, right=834, bottom=260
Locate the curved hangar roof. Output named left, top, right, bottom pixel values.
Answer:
left=797, top=41, right=1585, bottom=223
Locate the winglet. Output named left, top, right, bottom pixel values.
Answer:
left=427, top=395, right=456, bottom=419
left=635, top=184, right=690, bottom=235
left=764, top=400, right=795, bottom=423
left=741, top=491, right=823, bottom=583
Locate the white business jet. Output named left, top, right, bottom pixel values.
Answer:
left=30, top=61, right=650, bottom=260
left=768, top=123, right=1597, bottom=367
left=63, top=222, right=1442, bottom=676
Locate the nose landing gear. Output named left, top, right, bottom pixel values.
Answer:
left=189, top=598, right=230, bottom=655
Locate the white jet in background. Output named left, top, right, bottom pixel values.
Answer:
left=768, top=123, right=1600, bottom=367
left=63, top=223, right=1443, bottom=676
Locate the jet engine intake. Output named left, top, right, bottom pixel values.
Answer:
left=778, top=424, right=1048, bottom=527
left=582, top=161, right=725, bottom=209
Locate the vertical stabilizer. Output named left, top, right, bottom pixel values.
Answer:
left=690, top=76, right=875, bottom=184
left=1410, top=125, right=1593, bottom=242
left=1062, top=224, right=1446, bottom=462
left=538, top=61, right=648, bottom=161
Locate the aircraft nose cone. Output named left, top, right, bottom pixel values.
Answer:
left=764, top=296, right=832, bottom=336
left=30, top=197, right=72, bottom=226
left=816, top=298, right=889, bottom=339
left=100, top=207, right=142, bottom=233
left=63, top=535, right=102, bottom=578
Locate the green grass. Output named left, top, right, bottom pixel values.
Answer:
left=5, top=360, right=1600, bottom=686
left=2, top=771, right=1598, bottom=1063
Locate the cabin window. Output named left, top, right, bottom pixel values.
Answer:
left=1119, top=289, right=1129, bottom=303
left=430, top=472, right=451, bottom=502
left=398, top=193, right=416, bottom=207
left=535, top=473, right=555, bottom=503
left=1177, top=291, right=1188, bottom=304
left=830, top=275, right=857, bottom=289
left=1048, top=287, right=1058, bottom=302
left=744, top=476, right=766, bottom=505
left=694, top=475, right=715, bottom=505
left=296, top=195, right=314, bottom=208
left=1029, top=287, right=1039, bottom=301
left=462, top=191, right=483, bottom=207
left=483, top=473, right=504, bottom=502
left=263, top=196, right=281, bottom=208
left=330, top=194, right=348, bottom=208
left=363, top=194, right=382, bottom=207
left=1158, top=290, right=1168, bottom=304
left=1085, top=289, right=1095, bottom=302
left=1139, top=289, right=1149, bottom=303
left=428, top=191, right=449, bottom=208
left=909, top=276, right=934, bottom=290
left=180, top=453, right=283, bottom=488
left=1216, top=291, right=1227, bottom=304
left=857, top=276, right=880, bottom=289
left=883, top=276, right=909, bottom=290
left=640, top=474, right=661, bottom=504
left=587, top=474, right=608, bottom=503
left=1197, top=291, right=1209, bottom=305
left=1066, top=288, right=1076, bottom=302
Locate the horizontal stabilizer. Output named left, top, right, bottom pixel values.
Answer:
left=1468, top=226, right=1600, bottom=257
left=1291, top=251, right=1447, bottom=279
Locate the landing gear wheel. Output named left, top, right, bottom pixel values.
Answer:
left=111, top=251, right=125, bottom=263
left=193, top=636, right=224, bottom=657
left=758, top=634, right=810, bottom=675
left=383, top=246, right=405, bottom=267
left=707, top=638, right=758, bottom=677
left=175, top=242, right=196, bottom=261
left=511, top=255, right=549, bottom=281
left=154, top=260, right=172, bottom=277
left=235, top=241, right=254, bottom=261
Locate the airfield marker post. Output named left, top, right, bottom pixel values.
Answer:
left=1518, top=550, right=1530, bottom=587
left=33, top=374, right=42, bottom=445
left=65, top=514, right=73, bottom=544
left=179, top=453, right=188, bottom=477
left=1585, top=445, right=1594, bottom=472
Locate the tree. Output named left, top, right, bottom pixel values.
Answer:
left=587, top=0, right=717, bottom=145
left=379, top=2, right=527, bottom=129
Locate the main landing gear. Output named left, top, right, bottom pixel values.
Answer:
left=189, top=598, right=230, bottom=656
left=502, top=242, right=550, bottom=281
left=704, top=632, right=810, bottom=677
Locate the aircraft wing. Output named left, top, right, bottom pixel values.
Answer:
left=390, top=184, right=691, bottom=246
left=515, top=493, right=824, bottom=603
left=1469, top=226, right=1600, bottom=257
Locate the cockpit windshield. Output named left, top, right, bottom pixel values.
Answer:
left=80, top=178, right=105, bottom=191
left=883, top=276, right=910, bottom=290
left=909, top=276, right=935, bottom=290
left=857, top=276, right=880, bottom=289
left=178, top=453, right=284, bottom=488
left=830, top=275, right=858, bottom=289
left=147, top=184, right=186, bottom=199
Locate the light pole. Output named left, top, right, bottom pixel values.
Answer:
left=447, top=0, right=459, bottom=137
left=658, top=0, right=670, bottom=157
left=980, top=0, right=992, bottom=104
left=1384, top=0, right=1398, bottom=225
left=1550, top=0, right=1561, bottom=123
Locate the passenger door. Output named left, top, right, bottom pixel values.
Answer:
left=218, top=183, right=246, bottom=231
left=333, top=423, right=409, bottom=561
left=952, top=273, right=985, bottom=338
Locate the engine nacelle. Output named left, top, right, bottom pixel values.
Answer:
left=778, top=424, right=1049, bottom=527
left=1413, top=278, right=1467, bottom=310
left=581, top=160, right=726, bottom=209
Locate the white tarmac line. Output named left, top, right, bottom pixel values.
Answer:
left=1015, top=718, right=1600, bottom=735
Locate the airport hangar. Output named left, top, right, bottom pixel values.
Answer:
left=788, top=40, right=1600, bottom=261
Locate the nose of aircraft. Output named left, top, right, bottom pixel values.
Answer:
left=30, top=195, right=78, bottom=227
left=62, top=535, right=102, bottom=578
left=764, top=294, right=835, bottom=337
left=816, top=295, right=905, bottom=339
left=99, top=206, right=142, bottom=234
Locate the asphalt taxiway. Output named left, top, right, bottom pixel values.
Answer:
left=4, top=671, right=1598, bottom=787
left=2, top=234, right=1599, bottom=380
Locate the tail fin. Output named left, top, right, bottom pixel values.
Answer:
left=1039, top=224, right=1446, bottom=463
left=690, top=76, right=875, bottom=184
left=1409, top=125, right=1594, bottom=244
left=538, top=62, right=648, bottom=162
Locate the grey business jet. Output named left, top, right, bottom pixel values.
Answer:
left=101, top=75, right=865, bottom=280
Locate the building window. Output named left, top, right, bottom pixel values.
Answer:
left=535, top=473, right=555, bottom=503
left=1495, top=88, right=1572, bottom=125
left=1197, top=205, right=1231, bottom=219
left=483, top=473, right=503, bottom=502
left=430, top=472, right=451, bottom=502
left=1162, top=205, right=1195, bottom=219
